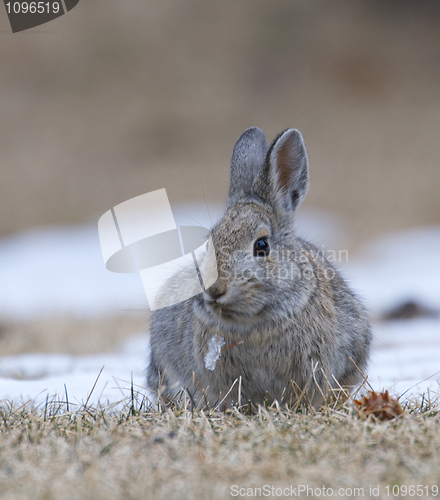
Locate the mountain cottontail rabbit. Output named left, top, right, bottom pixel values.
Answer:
left=147, top=127, right=371, bottom=408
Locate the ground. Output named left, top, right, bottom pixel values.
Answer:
left=0, top=394, right=439, bottom=500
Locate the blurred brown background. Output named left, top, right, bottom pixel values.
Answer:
left=1, top=0, right=440, bottom=249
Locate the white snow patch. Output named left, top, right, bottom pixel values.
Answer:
left=0, top=219, right=439, bottom=406
left=367, top=318, right=440, bottom=397
left=0, top=335, right=150, bottom=408
left=0, top=225, right=147, bottom=319
left=344, top=226, right=440, bottom=315
left=204, top=335, right=225, bottom=371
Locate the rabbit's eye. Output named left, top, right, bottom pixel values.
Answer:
left=254, top=237, right=270, bottom=257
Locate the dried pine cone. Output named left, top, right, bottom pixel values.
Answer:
left=354, top=390, right=403, bottom=420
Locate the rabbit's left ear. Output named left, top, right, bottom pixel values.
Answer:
left=254, top=129, right=309, bottom=213
left=228, top=127, right=269, bottom=203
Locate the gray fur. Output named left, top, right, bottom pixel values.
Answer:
left=229, top=127, right=269, bottom=203
left=147, top=128, right=372, bottom=408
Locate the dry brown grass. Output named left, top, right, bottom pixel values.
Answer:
left=0, top=314, right=148, bottom=356
left=0, top=388, right=439, bottom=500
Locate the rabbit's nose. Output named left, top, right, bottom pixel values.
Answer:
left=205, top=281, right=226, bottom=300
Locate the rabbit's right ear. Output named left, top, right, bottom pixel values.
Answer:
left=253, top=129, right=309, bottom=214
left=228, top=127, right=268, bottom=203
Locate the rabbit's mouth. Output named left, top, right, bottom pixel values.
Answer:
left=209, top=304, right=248, bottom=324
left=195, top=292, right=267, bottom=332
left=217, top=306, right=235, bottom=316
left=206, top=301, right=236, bottom=317
left=201, top=293, right=259, bottom=324
left=202, top=292, right=239, bottom=317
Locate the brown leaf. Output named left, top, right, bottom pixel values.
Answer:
left=354, top=390, right=403, bottom=421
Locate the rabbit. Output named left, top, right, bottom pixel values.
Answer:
left=147, top=127, right=372, bottom=408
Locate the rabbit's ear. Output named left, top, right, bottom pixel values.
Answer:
left=228, top=127, right=268, bottom=203
left=254, top=129, right=309, bottom=213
